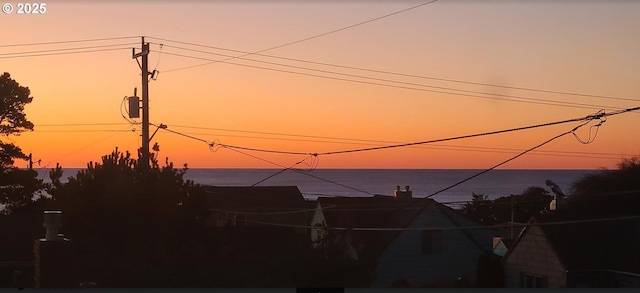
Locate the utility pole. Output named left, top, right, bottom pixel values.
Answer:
left=133, top=37, right=150, bottom=170
left=510, top=196, right=514, bottom=240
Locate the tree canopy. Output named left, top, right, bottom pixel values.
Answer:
left=462, top=187, right=552, bottom=226
left=565, top=156, right=640, bottom=217
left=0, top=72, right=34, bottom=168
left=462, top=157, right=640, bottom=228
left=47, top=149, right=209, bottom=286
left=0, top=72, right=43, bottom=214
left=571, top=156, right=640, bottom=197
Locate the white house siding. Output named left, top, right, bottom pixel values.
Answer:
left=372, top=204, right=493, bottom=287
left=493, top=238, right=508, bottom=257
left=504, top=225, right=566, bottom=288
left=309, top=203, right=328, bottom=248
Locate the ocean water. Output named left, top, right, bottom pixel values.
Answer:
left=36, top=168, right=595, bottom=204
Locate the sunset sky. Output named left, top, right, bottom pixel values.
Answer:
left=2, top=0, right=639, bottom=170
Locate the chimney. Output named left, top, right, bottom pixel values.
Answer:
left=44, top=211, right=63, bottom=241
left=34, top=211, right=74, bottom=288
left=393, top=185, right=413, bottom=200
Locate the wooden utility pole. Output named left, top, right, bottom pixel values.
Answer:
left=133, top=37, right=150, bottom=169
left=510, top=196, right=514, bottom=240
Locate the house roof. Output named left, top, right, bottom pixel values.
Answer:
left=317, top=195, right=430, bottom=257
left=317, top=195, right=428, bottom=229
left=505, top=192, right=640, bottom=274
left=538, top=217, right=640, bottom=273
left=204, top=185, right=310, bottom=212
left=317, top=195, right=493, bottom=258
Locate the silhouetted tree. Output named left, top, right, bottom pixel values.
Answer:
left=461, top=193, right=494, bottom=224
left=47, top=149, right=208, bottom=287
left=0, top=168, right=46, bottom=215
left=0, top=72, right=34, bottom=166
left=0, top=72, right=45, bottom=214
left=463, top=187, right=552, bottom=226
left=567, top=156, right=640, bottom=217
left=0, top=73, right=46, bottom=288
left=571, top=156, right=640, bottom=197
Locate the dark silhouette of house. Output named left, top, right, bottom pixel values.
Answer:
left=310, top=188, right=496, bottom=287
left=204, top=185, right=312, bottom=233
left=0, top=208, right=41, bottom=288
left=503, top=193, right=640, bottom=288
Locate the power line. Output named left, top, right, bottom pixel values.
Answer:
left=168, top=124, right=409, bottom=144
left=211, top=197, right=544, bottom=215
left=220, top=143, right=311, bottom=156
left=208, top=207, right=319, bottom=216
left=154, top=50, right=619, bottom=111
left=164, top=124, right=630, bottom=159
left=425, top=117, right=612, bottom=199
left=425, top=119, right=595, bottom=198
left=220, top=142, right=301, bottom=167
left=31, top=129, right=136, bottom=133
left=289, top=168, right=376, bottom=196
left=251, top=155, right=317, bottom=187
left=171, top=129, right=624, bottom=160
left=238, top=214, right=640, bottom=232
left=153, top=107, right=639, bottom=159
left=0, top=36, right=140, bottom=48
left=153, top=44, right=625, bottom=110
left=5, top=35, right=634, bottom=106
left=316, top=108, right=638, bottom=156
left=0, top=47, right=133, bottom=59
left=153, top=123, right=312, bottom=156
left=151, top=122, right=209, bottom=144
left=222, top=146, right=374, bottom=196
left=35, top=126, right=139, bottom=170
left=151, top=108, right=636, bottom=197
left=158, top=1, right=439, bottom=73
left=208, top=187, right=640, bottom=215
left=148, top=37, right=640, bottom=104
left=35, top=123, right=132, bottom=127
left=0, top=43, right=138, bottom=57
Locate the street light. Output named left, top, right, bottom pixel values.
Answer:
left=546, top=179, right=566, bottom=211
left=150, top=123, right=167, bottom=142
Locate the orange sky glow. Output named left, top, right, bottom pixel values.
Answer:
left=2, top=1, right=639, bottom=170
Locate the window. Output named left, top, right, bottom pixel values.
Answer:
left=216, top=212, right=227, bottom=227
left=236, top=213, right=246, bottom=227
left=519, top=272, right=548, bottom=288
left=422, top=230, right=442, bottom=254
left=618, top=281, right=630, bottom=288
left=224, top=212, right=247, bottom=227
left=226, top=213, right=237, bottom=227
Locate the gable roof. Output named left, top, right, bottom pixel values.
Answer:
left=435, top=203, right=494, bottom=253
left=317, top=195, right=427, bottom=229
left=204, top=185, right=309, bottom=212
left=535, top=196, right=640, bottom=273
left=317, top=196, right=430, bottom=258
left=316, top=196, right=494, bottom=257
left=539, top=218, right=640, bottom=273
left=504, top=192, right=640, bottom=274
left=532, top=199, right=640, bottom=273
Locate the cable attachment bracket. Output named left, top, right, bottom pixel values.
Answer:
left=208, top=139, right=222, bottom=152
left=572, top=111, right=607, bottom=144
